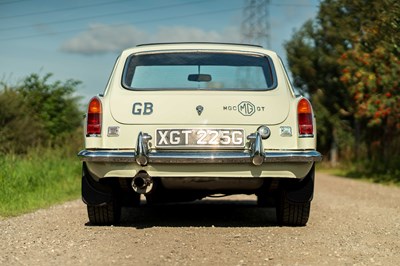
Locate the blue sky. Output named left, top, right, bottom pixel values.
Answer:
left=0, top=0, right=319, bottom=103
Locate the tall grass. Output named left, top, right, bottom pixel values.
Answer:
left=0, top=147, right=81, bottom=217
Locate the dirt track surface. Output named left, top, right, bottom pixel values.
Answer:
left=1, top=172, right=400, bottom=266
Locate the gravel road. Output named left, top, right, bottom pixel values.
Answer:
left=1, top=172, right=399, bottom=266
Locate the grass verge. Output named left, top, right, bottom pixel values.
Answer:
left=0, top=147, right=81, bottom=217
left=316, top=162, right=400, bottom=186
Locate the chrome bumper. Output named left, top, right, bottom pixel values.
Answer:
left=79, top=132, right=322, bottom=166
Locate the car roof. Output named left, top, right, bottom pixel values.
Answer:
left=136, top=42, right=263, bottom=48
left=120, top=42, right=278, bottom=57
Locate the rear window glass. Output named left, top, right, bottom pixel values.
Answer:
left=122, top=52, right=276, bottom=91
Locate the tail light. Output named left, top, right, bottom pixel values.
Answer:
left=297, top=98, right=314, bottom=137
left=86, top=97, right=102, bottom=136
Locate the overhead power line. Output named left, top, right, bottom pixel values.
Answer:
left=0, top=0, right=206, bottom=32
left=0, top=0, right=317, bottom=42
left=0, top=0, right=130, bottom=20
left=0, top=0, right=29, bottom=6
left=1, top=0, right=316, bottom=21
left=0, top=6, right=243, bottom=42
left=271, top=3, right=317, bottom=7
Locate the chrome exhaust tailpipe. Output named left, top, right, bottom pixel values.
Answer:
left=131, top=172, right=153, bottom=194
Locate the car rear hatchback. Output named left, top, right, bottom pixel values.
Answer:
left=79, top=43, right=322, bottom=226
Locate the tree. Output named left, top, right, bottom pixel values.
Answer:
left=285, top=0, right=400, bottom=175
left=337, top=1, right=400, bottom=169
left=0, top=73, right=82, bottom=153
left=0, top=89, right=45, bottom=153
left=285, top=0, right=363, bottom=159
left=16, top=73, right=82, bottom=141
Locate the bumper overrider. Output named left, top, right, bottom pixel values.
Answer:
left=78, top=132, right=322, bottom=166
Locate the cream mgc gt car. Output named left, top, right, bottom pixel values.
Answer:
left=78, top=43, right=322, bottom=226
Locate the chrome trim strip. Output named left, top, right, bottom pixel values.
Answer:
left=78, top=150, right=322, bottom=164
left=299, top=134, right=314, bottom=138
left=78, top=150, right=137, bottom=163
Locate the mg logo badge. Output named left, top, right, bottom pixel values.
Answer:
left=222, top=101, right=265, bottom=115
left=238, top=101, right=255, bottom=116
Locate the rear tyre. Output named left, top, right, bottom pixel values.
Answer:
left=276, top=165, right=315, bottom=226
left=276, top=192, right=311, bottom=226
left=87, top=201, right=121, bottom=226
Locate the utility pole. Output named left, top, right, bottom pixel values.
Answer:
left=241, top=0, right=271, bottom=48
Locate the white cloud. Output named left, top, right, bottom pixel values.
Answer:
left=60, top=23, right=241, bottom=55
left=154, top=26, right=235, bottom=43
left=60, top=23, right=147, bottom=55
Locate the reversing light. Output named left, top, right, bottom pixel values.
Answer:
left=86, top=97, right=102, bottom=136
left=297, top=98, right=314, bottom=136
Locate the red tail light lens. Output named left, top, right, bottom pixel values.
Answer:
left=87, top=97, right=102, bottom=136
left=297, top=98, right=313, bottom=136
